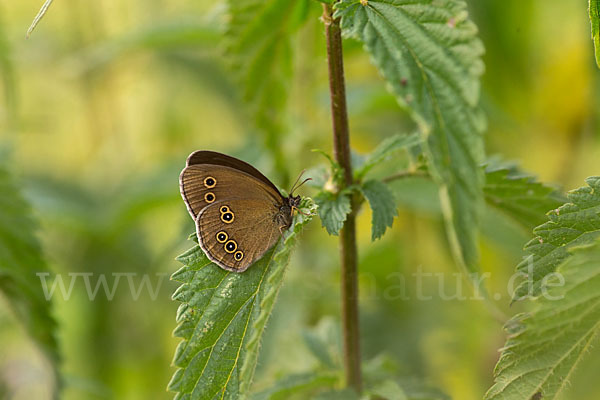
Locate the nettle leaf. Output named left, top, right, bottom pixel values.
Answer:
left=0, top=166, right=59, bottom=376
left=251, top=372, right=339, bottom=400
left=226, top=0, right=310, bottom=134
left=360, top=180, right=397, bottom=241
left=590, top=0, right=600, bottom=68
left=354, top=132, right=422, bottom=180
left=484, top=164, right=566, bottom=231
left=335, top=0, right=486, bottom=276
left=169, top=198, right=316, bottom=399
left=485, top=241, right=600, bottom=400
left=513, top=176, right=600, bottom=300
left=315, top=191, right=352, bottom=235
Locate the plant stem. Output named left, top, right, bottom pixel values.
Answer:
left=382, top=169, right=430, bottom=183
left=322, top=3, right=362, bottom=394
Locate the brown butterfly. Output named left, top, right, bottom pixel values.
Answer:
left=179, top=151, right=308, bottom=272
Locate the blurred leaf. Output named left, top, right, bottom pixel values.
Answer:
left=315, top=191, right=351, bottom=235
left=396, top=380, right=450, bottom=400
left=513, top=176, right=600, bottom=300
left=303, top=331, right=336, bottom=369
left=251, top=372, right=339, bottom=400
left=0, top=165, right=59, bottom=384
left=313, top=149, right=344, bottom=187
left=0, top=11, right=16, bottom=127
left=314, top=389, right=361, bottom=400
left=363, top=355, right=450, bottom=400
left=305, top=165, right=331, bottom=189
left=27, top=0, right=54, bottom=38
left=590, top=0, right=600, bottom=68
left=302, top=317, right=342, bottom=369
left=485, top=241, right=600, bottom=400
left=354, top=133, right=422, bottom=180
left=369, top=380, right=407, bottom=400
left=360, top=180, right=397, bottom=241
left=226, top=0, right=312, bottom=184
left=335, top=0, right=486, bottom=278
left=70, top=20, right=222, bottom=75
left=168, top=198, right=316, bottom=399
left=484, top=163, right=566, bottom=231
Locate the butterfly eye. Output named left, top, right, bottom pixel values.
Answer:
left=221, top=212, right=234, bottom=224
left=234, top=251, right=243, bottom=261
left=204, top=177, right=217, bottom=188
left=224, top=240, right=237, bottom=253
left=220, top=206, right=229, bottom=214
left=216, top=231, right=228, bottom=243
left=204, top=192, right=216, bottom=203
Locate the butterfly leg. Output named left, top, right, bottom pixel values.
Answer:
left=291, top=205, right=311, bottom=216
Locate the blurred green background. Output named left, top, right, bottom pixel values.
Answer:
left=0, top=0, right=599, bottom=399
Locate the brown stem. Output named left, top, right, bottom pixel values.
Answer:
left=322, top=3, right=362, bottom=393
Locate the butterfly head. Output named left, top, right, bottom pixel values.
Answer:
left=287, top=194, right=301, bottom=209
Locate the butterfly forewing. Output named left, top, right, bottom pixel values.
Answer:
left=180, top=164, right=282, bottom=219
left=186, top=150, right=281, bottom=194
left=196, top=199, right=282, bottom=271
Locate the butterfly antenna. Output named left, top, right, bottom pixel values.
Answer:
left=292, top=178, right=312, bottom=194
left=289, top=170, right=306, bottom=195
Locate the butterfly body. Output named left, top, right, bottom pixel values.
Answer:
left=179, top=151, right=301, bottom=272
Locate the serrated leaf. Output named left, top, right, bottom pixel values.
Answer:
left=513, top=176, right=600, bottom=300
left=27, top=0, right=54, bottom=38
left=360, top=180, right=397, bottom=241
left=169, top=198, right=316, bottom=399
left=251, top=372, right=339, bottom=400
left=315, top=191, right=352, bottom=235
left=354, top=132, right=422, bottom=180
left=335, top=0, right=486, bottom=276
left=485, top=241, right=600, bottom=400
left=590, top=0, right=600, bottom=68
left=0, top=165, right=59, bottom=382
left=484, top=163, right=566, bottom=231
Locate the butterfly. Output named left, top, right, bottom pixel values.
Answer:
left=179, top=151, right=309, bottom=272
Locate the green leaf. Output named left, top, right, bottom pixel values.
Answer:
left=368, top=380, right=407, bottom=400
left=513, top=176, right=600, bottom=300
left=313, top=149, right=345, bottom=187
left=484, top=163, right=566, bottom=231
left=226, top=0, right=311, bottom=180
left=360, top=180, right=397, bottom=241
left=251, top=372, right=339, bottom=400
left=71, top=21, right=222, bottom=75
left=315, top=191, right=352, bottom=235
left=485, top=241, right=600, bottom=400
left=302, top=317, right=342, bottom=369
left=335, top=0, right=486, bottom=277
left=354, top=132, right=422, bottom=180
left=0, top=165, right=60, bottom=383
left=590, top=0, right=600, bottom=68
left=168, top=198, right=315, bottom=399
left=27, top=0, right=54, bottom=38
left=314, top=389, right=361, bottom=400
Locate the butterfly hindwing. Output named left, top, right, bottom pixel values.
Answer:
left=196, top=199, right=282, bottom=272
